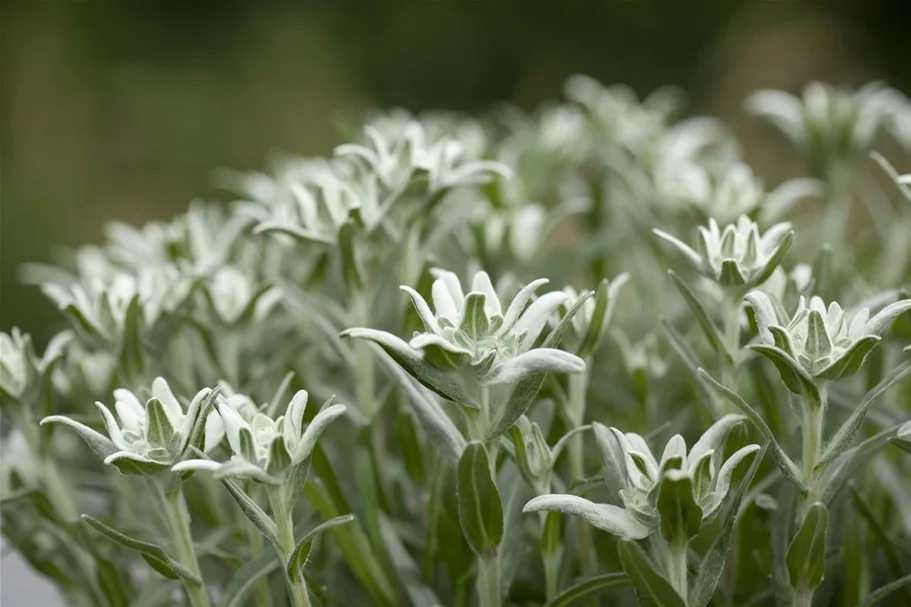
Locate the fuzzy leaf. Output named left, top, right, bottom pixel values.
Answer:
left=669, top=271, right=731, bottom=363
left=287, top=514, right=356, bottom=583
left=523, top=494, right=651, bottom=539
left=81, top=515, right=201, bottom=584
left=39, top=416, right=116, bottom=460
left=370, top=344, right=465, bottom=468
left=340, top=328, right=478, bottom=409
left=457, top=442, right=503, bottom=554
left=818, top=358, right=911, bottom=469
left=543, top=573, right=631, bottom=607
left=697, top=369, right=804, bottom=490
left=787, top=503, right=828, bottom=592
left=618, top=539, right=687, bottom=607
left=656, top=470, right=703, bottom=543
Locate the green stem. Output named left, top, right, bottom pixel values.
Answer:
left=267, top=487, right=312, bottom=607
left=667, top=541, right=688, bottom=602
left=238, top=483, right=273, bottom=607
left=792, top=588, right=814, bottom=607
left=354, top=294, right=377, bottom=420
left=478, top=550, right=501, bottom=607
left=800, top=384, right=827, bottom=518
left=162, top=487, right=211, bottom=607
left=567, top=371, right=597, bottom=582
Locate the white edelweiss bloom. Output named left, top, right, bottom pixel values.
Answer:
left=524, top=415, right=760, bottom=542
left=1, top=328, right=70, bottom=401
left=654, top=215, right=793, bottom=290
left=173, top=390, right=347, bottom=484
left=205, top=266, right=281, bottom=326
left=41, top=378, right=218, bottom=475
left=39, top=264, right=192, bottom=343
left=746, top=81, right=905, bottom=177
left=746, top=291, right=911, bottom=387
left=399, top=269, right=585, bottom=385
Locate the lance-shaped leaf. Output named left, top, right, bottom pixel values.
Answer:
left=287, top=514, right=356, bottom=583
left=484, top=348, right=585, bottom=385
left=669, top=271, right=731, bottom=363
left=618, top=539, right=688, bottom=607
left=787, top=503, right=828, bottom=592
left=747, top=344, right=820, bottom=402
left=370, top=344, right=465, bottom=468
left=577, top=273, right=629, bottom=358
left=656, top=470, right=703, bottom=544
left=543, top=573, right=631, bottom=607
left=457, top=442, right=503, bottom=554
left=340, top=328, right=478, bottom=409
left=697, top=369, right=804, bottom=490
left=523, top=494, right=650, bottom=540
left=817, top=358, right=911, bottom=469
left=39, top=416, right=116, bottom=460
left=81, top=515, right=201, bottom=584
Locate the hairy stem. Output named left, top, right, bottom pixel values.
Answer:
left=567, top=371, right=597, bottom=582
left=667, top=541, right=688, bottom=602
left=267, top=487, right=312, bottom=607
left=162, top=486, right=211, bottom=607
left=800, top=384, right=827, bottom=518
left=478, top=550, right=502, bottom=607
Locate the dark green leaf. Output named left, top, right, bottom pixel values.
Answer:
left=786, top=503, right=828, bottom=592
left=668, top=270, right=731, bottom=364
left=80, top=515, right=200, bottom=584
left=287, top=514, right=355, bottom=583
left=457, top=441, right=504, bottom=554
left=543, top=573, right=631, bottom=607
left=656, top=471, right=703, bottom=544
left=618, top=539, right=687, bottom=607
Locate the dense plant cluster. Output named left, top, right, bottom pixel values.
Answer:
left=2, top=76, right=911, bottom=607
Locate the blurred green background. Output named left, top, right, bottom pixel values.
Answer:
left=3, top=0, right=910, bottom=345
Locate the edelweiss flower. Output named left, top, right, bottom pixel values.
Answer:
left=41, top=378, right=219, bottom=475
left=398, top=270, right=585, bottom=385
left=746, top=81, right=905, bottom=177
left=524, top=415, right=759, bottom=542
left=655, top=215, right=793, bottom=290
left=172, top=390, right=346, bottom=484
left=746, top=291, right=911, bottom=388
left=1, top=328, right=70, bottom=402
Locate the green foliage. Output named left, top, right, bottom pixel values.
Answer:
left=2, top=76, right=911, bottom=607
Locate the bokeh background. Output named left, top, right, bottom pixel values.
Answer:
left=3, top=1, right=911, bottom=346
left=1, top=1, right=910, bottom=603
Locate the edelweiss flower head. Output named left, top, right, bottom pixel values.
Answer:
left=41, top=378, right=218, bottom=475
left=654, top=215, right=793, bottom=290
left=401, top=269, right=585, bottom=385
left=746, top=291, right=911, bottom=389
left=172, top=390, right=346, bottom=484
left=746, top=81, right=905, bottom=177
left=204, top=266, right=281, bottom=326
left=524, top=415, right=759, bottom=543
left=1, top=329, right=69, bottom=403
left=40, top=266, right=193, bottom=345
